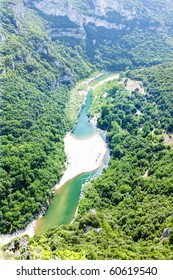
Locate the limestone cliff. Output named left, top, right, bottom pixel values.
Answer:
left=22, top=0, right=173, bottom=70
left=4, top=0, right=173, bottom=69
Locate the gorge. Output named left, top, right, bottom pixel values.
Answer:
left=0, top=0, right=173, bottom=260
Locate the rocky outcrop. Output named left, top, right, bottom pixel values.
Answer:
left=160, top=227, right=171, bottom=242
left=12, top=1, right=26, bottom=29
left=23, top=0, right=143, bottom=39
left=26, top=0, right=140, bottom=22
left=22, top=0, right=172, bottom=53
left=0, top=34, right=7, bottom=42
left=162, top=227, right=171, bottom=238
left=7, top=236, right=30, bottom=259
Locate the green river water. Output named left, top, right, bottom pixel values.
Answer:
left=34, top=74, right=110, bottom=234
left=72, top=91, right=96, bottom=138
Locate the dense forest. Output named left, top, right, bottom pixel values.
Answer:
left=0, top=0, right=173, bottom=260
left=2, top=63, right=173, bottom=260
left=0, top=0, right=94, bottom=234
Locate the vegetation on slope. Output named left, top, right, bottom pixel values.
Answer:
left=2, top=63, right=173, bottom=259
left=0, top=0, right=173, bottom=260
left=26, top=0, right=173, bottom=71
left=0, top=0, right=94, bottom=234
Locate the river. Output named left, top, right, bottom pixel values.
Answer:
left=34, top=82, right=110, bottom=233
left=0, top=72, right=117, bottom=245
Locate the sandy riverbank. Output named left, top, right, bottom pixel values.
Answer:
left=0, top=220, right=35, bottom=247
left=54, top=132, right=107, bottom=190
left=0, top=131, right=107, bottom=246
left=0, top=72, right=112, bottom=247
left=90, top=73, right=119, bottom=90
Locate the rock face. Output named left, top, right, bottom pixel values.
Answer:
left=162, top=227, right=171, bottom=238
left=25, top=0, right=130, bottom=39
left=25, top=0, right=126, bottom=40
left=24, top=0, right=173, bottom=30
left=22, top=0, right=173, bottom=69
left=160, top=227, right=171, bottom=242
left=8, top=236, right=30, bottom=259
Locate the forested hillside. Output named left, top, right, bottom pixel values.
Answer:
left=0, top=0, right=173, bottom=260
left=25, top=0, right=173, bottom=70
left=2, top=63, right=173, bottom=260
left=0, top=0, right=94, bottom=234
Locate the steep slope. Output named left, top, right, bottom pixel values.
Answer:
left=25, top=0, right=173, bottom=69
left=0, top=0, right=94, bottom=234
left=0, top=0, right=173, bottom=259
left=2, top=63, right=173, bottom=260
